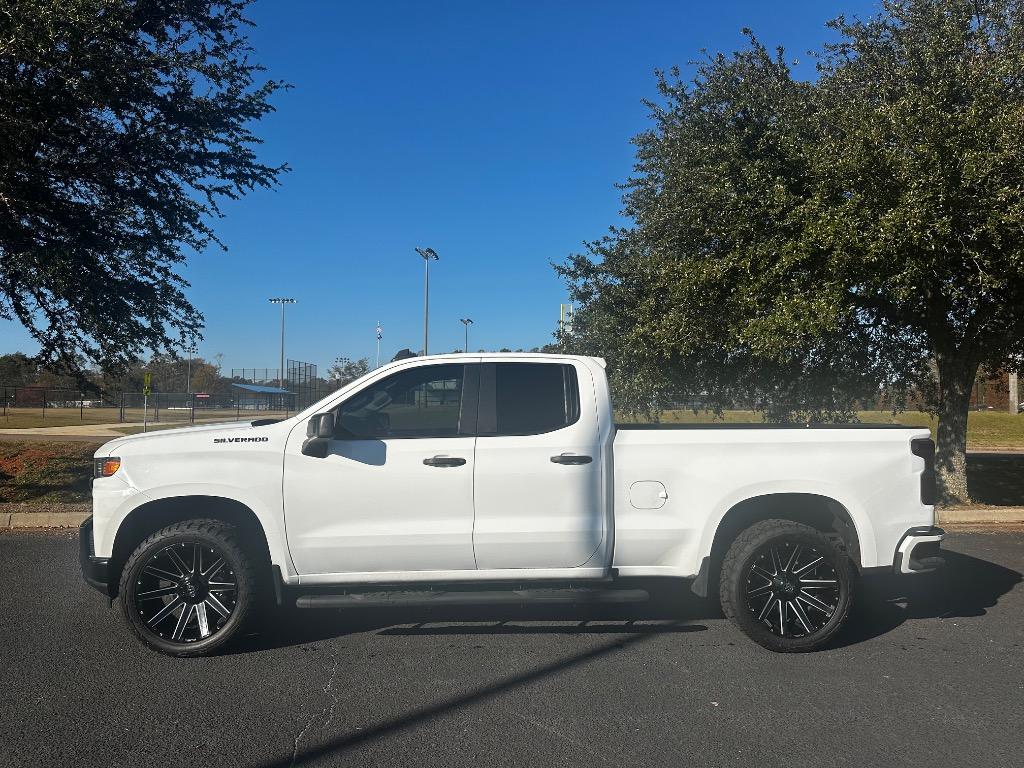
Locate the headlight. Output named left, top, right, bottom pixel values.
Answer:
left=94, top=457, right=121, bottom=478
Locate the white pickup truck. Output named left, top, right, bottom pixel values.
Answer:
left=81, top=353, right=944, bottom=656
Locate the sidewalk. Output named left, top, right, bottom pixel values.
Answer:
left=3, top=503, right=1023, bottom=530
left=0, top=419, right=232, bottom=441
left=0, top=423, right=130, bottom=440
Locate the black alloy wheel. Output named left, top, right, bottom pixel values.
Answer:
left=719, top=519, right=855, bottom=652
left=119, top=519, right=255, bottom=656
left=133, top=541, right=238, bottom=643
left=744, top=540, right=841, bottom=638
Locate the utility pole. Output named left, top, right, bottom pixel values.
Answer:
left=415, top=247, right=439, bottom=355
left=459, top=318, right=474, bottom=353
left=269, top=298, right=296, bottom=389
left=1010, top=371, right=1019, bottom=415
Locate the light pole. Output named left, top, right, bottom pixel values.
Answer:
left=268, top=298, right=296, bottom=389
left=375, top=321, right=383, bottom=369
left=459, top=318, right=473, bottom=353
left=414, top=247, right=439, bottom=355
left=184, top=345, right=197, bottom=394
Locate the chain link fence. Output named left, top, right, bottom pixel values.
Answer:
left=1, top=386, right=291, bottom=429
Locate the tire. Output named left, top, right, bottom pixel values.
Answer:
left=719, top=519, right=855, bottom=653
left=119, top=519, right=256, bottom=657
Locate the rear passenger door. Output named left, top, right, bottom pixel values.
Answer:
left=471, top=360, right=606, bottom=570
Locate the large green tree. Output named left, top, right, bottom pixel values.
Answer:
left=559, top=0, right=1024, bottom=503
left=0, top=0, right=286, bottom=375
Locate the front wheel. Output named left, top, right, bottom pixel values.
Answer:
left=719, top=519, right=855, bottom=652
left=119, top=519, right=256, bottom=657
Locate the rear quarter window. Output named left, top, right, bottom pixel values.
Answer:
left=480, top=362, right=580, bottom=436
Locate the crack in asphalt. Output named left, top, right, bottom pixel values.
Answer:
left=289, top=645, right=341, bottom=768
left=510, top=711, right=620, bottom=765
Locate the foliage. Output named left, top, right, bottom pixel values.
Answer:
left=328, top=357, right=370, bottom=386
left=0, top=0, right=287, bottom=377
left=0, top=352, right=43, bottom=387
left=558, top=0, right=1024, bottom=501
left=1, top=349, right=231, bottom=395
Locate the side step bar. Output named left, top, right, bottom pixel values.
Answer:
left=294, top=588, right=649, bottom=610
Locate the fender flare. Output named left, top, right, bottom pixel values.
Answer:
left=106, top=483, right=295, bottom=578
left=696, top=480, right=876, bottom=572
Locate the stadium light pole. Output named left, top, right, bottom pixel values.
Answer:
left=414, top=247, right=439, bottom=355
left=269, top=298, right=296, bottom=389
left=375, top=321, right=383, bottom=368
left=184, top=345, right=197, bottom=394
left=459, top=318, right=474, bottom=353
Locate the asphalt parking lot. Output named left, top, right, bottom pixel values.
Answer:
left=1, top=531, right=1022, bottom=768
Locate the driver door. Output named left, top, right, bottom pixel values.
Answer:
left=283, top=362, right=478, bottom=577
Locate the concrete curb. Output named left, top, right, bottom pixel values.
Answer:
left=937, top=508, right=1024, bottom=525
left=4, top=511, right=91, bottom=529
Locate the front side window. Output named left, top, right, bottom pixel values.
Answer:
left=335, top=364, right=466, bottom=439
left=481, top=362, right=580, bottom=436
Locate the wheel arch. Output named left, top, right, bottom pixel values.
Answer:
left=694, top=492, right=863, bottom=598
left=108, top=495, right=273, bottom=598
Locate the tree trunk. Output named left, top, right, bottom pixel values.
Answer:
left=934, top=355, right=978, bottom=506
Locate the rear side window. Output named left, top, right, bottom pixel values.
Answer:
left=479, top=363, right=580, bottom=436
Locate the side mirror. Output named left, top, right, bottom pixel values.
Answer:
left=316, top=412, right=335, bottom=438
left=301, top=413, right=335, bottom=457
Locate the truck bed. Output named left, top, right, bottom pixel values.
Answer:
left=611, top=422, right=933, bottom=576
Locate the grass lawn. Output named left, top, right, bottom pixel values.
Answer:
left=0, top=409, right=123, bottom=428
left=647, top=409, right=1024, bottom=449
left=0, top=407, right=290, bottom=431
left=0, top=440, right=101, bottom=503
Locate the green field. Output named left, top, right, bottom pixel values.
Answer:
left=0, top=406, right=291, bottom=430
left=638, top=409, right=1024, bottom=449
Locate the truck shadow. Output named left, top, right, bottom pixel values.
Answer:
left=233, top=603, right=708, bottom=654
left=232, top=550, right=1019, bottom=654
left=834, top=548, right=1022, bottom=647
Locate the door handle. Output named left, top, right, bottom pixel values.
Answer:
left=423, top=455, right=467, bottom=467
left=550, top=453, right=592, bottom=465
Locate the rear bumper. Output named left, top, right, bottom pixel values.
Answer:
left=893, top=526, right=945, bottom=575
left=79, top=516, right=113, bottom=597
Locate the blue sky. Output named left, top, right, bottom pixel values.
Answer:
left=1, top=0, right=879, bottom=374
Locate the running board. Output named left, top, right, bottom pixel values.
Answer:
left=294, top=587, right=649, bottom=610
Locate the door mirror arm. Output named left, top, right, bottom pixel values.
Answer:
left=301, top=413, right=335, bottom=458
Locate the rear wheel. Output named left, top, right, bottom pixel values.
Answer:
left=719, top=519, right=854, bottom=652
left=119, top=519, right=255, bottom=657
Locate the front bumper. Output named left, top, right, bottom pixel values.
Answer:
left=79, top=516, right=113, bottom=597
left=893, top=526, right=945, bottom=575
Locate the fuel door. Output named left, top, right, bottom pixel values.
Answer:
left=629, top=480, right=668, bottom=509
